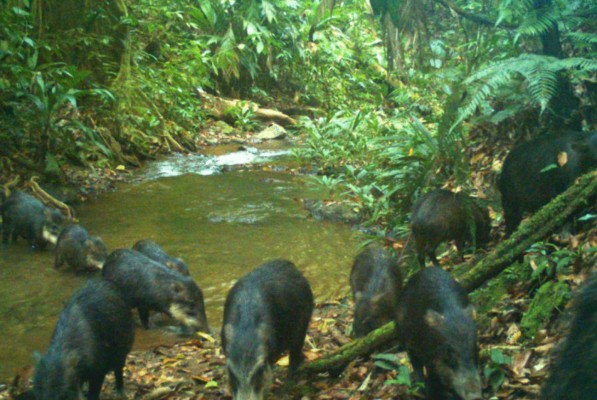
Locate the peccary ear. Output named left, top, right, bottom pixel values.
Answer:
left=395, top=307, right=405, bottom=325
left=171, top=281, right=185, bottom=294
left=424, top=309, right=445, bottom=329
left=64, top=352, right=80, bottom=380
left=92, top=235, right=104, bottom=245
left=223, top=323, right=234, bottom=343
left=166, top=261, right=176, bottom=270
left=31, top=351, right=43, bottom=364
left=465, top=304, right=477, bottom=320
left=257, top=324, right=271, bottom=353
left=354, top=291, right=363, bottom=302
left=370, top=293, right=388, bottom=312
left=66, top=352, right=79, bottom=368
left=371, top=293, right=384, bottom=304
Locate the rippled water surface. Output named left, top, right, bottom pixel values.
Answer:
left=0, top=144, right=363, bottom=380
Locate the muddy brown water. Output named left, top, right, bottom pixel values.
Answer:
left=0, top=144, right=363, bottom=380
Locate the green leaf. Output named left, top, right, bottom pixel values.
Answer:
left=540, top=163, right=557, bottom=173
left=246, top=21, right=258, bottom=36
left=490, top=349, right=512, bottom=365
left=577, top=213, right=596, bottom=222
left=204, top=380, right=219, bottom=389
left=261, top=0, right=276, bottom=23
left=372, top=353, right=402, bottom=371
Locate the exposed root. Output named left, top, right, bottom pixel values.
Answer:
left=2, top=175, right=20, bottom=197
left=29, top=176, right=76, bottom=220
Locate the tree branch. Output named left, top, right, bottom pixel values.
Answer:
left=434, top=0, right=516, bottom=29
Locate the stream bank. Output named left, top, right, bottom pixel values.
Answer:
left=0, top=139, right=365, bottom=386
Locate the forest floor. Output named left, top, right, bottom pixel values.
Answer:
left=1, top=121, right=596, bottom=400
left=4, top=250, right=595, bottom=400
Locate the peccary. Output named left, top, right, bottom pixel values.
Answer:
left=411, top=189, right=490, bottom=267
left=499, top=131, right=597, bottom=235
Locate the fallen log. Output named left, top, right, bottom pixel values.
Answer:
left=196, top=89, right=297, bottom=126
left=299, top=170, right=597, bottom=375
left=300, top=322, right=397, bottom=376
left=457, top=170, right=597, bottom=292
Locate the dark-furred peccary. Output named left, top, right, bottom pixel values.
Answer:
left=410, top=189, right=490, bottom=268
left=33, top=279, right=134, bottom=400
left=541, top=272, right=597, bottom=399
left=222, top=259, right=314, bottom=400
left=55, top=224, right=108, bottom=271
left=499, top=130, right=597, bottom=235
left=133, top=239, right=189, bottom=276
left=1, top=190, right=64, bottom=250
left=102, top=248, right=209, bottom=332
left=396, top=267, right=481, bottom=400
left=350, top=245, right=402, bottom=337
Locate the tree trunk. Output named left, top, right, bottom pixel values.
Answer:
left=299, top=171, right=597, bottom=375
left=533, top=0, right=581, bottom=130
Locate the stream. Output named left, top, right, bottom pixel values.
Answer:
left=0, top=142, right=363, bottom=380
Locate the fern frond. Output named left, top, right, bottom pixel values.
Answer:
left=516, top=7, right=560, bottom=39
left=455, top=53, right=597, bottom=126
left=556, top=57, right=597, bottom=71
left=456, top=68, right=514, bottom=126
left=565, top=31, right=597, bottom=45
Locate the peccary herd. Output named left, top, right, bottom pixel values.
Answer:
left=1, top=130, right=596, bottom=399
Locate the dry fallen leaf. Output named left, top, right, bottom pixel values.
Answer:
left=197, top=332, right=216, bottom=342
left=557, top=151, right=568, bottom=167
left=276, top=355, right=290, bottom=366
left=506, top=324, right=522, bottom=345
left=511, top=350, right=532, bottom=377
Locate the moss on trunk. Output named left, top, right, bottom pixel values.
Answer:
left=520, top=281, right=569, bottom=339
left=300, top=322, right=398, bottom=376
left=455, top=171, right=596, bottom=292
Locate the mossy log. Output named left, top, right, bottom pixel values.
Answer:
left=300, top=322, right=398, bottom=376
left=456, top=170, right=596, bottom=292
left=299, top=171, right=597, bottom=375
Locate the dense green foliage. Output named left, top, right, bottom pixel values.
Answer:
left=295, top=0, right=597, bottom=233
left=1, top=0, right=596, bottom=232
left=1, top=2, right=596, bottom=398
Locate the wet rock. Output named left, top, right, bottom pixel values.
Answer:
left=254, top=123, right=287, bottom=140
left=208, top=121, right=240, bottom=136
left=238, top=145, right=259, bottom=154
left=303, top=199, right=365, bottom=224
